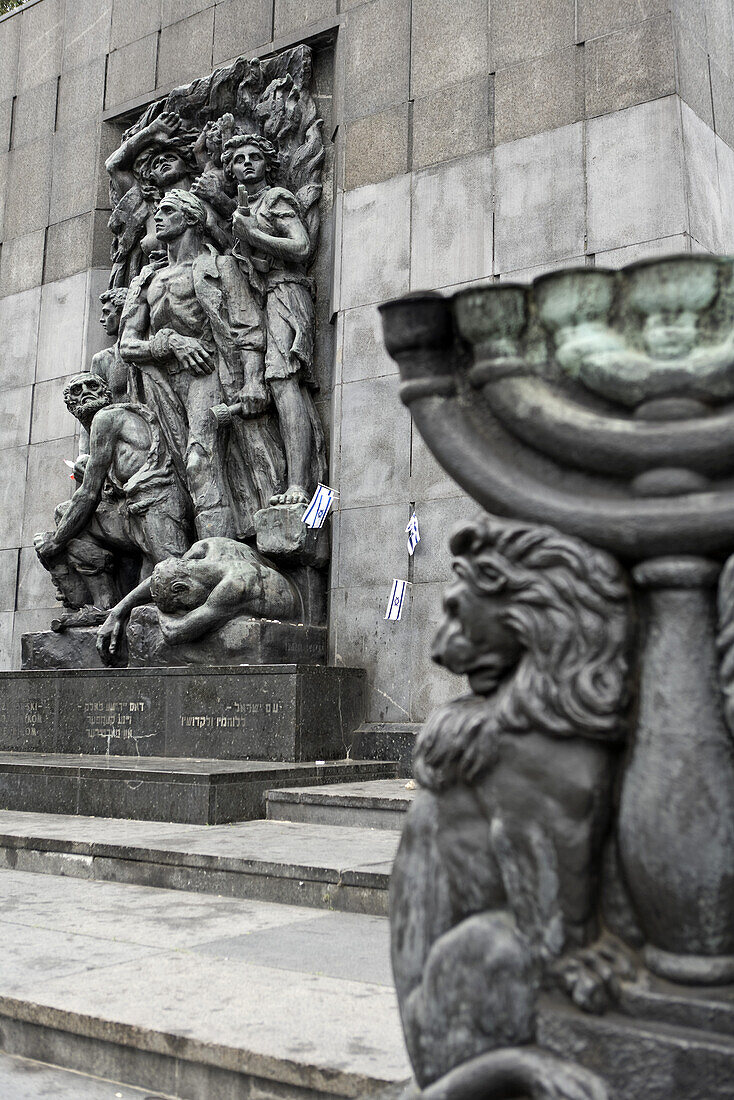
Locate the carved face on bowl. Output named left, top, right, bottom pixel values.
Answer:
left=628, top=257, right=719, bottom=364
left=231, top=144, right=267, bottom=187
left=432, top=559, right=522, bottom=695
left=148, top=151, right=189, bottom=189
left=63, top=374, right=112, bottom=422
left=642, top=310, right=698, bottom=360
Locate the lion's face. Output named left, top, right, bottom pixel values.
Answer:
left=432, top=573, right=522, bottom=696
left=416, top=518, right=632, bottom=791
left=432, top=518, right=632, bottom=742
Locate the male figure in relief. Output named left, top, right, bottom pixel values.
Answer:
left=119, top=188, right=285, bottom=542
left=225, top=134, right=326, bottom=506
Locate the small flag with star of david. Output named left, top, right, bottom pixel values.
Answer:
left=385, top=579, right=411, bottom=621
left=302, top=484, right=338, bottom=529
left=406, top=512, right=420, bottom=556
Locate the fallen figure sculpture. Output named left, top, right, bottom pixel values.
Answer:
left=96, top=536, right=301, bottom=664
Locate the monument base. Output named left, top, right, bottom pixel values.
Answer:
left=0, top=665, right=365, bottom=761
left=21, top=613, right=327, bottom=671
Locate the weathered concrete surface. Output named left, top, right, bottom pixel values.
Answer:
left=0, top=809, right=400, bottom=914
left=0, top=868, right=411, bottom=1097
left=21, top=626, right=107, bottom=671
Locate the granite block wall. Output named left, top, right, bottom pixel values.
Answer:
left=0, top=0, right=732, bottom=724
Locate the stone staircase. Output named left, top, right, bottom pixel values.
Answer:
left=0, top=752, right=399, bottom=824
left=266, top=778, right=414, bottom=830
left=0, top=777, right=416, bottom=1098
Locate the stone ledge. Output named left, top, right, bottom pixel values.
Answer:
left=0, top=755, right=398, bottom=824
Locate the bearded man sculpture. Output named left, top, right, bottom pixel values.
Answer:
left=390, top=516, right=632, bottom=1100
left=33, top=374, right=191, bottom=629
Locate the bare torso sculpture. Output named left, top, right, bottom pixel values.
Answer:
left=34, top=374, right=191, bottom=629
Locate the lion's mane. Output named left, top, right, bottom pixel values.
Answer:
left=414, top=517, right=633, bottom=791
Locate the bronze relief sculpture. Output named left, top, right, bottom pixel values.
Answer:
left=32, top=46, right=329, bottom=664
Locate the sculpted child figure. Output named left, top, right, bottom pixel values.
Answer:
left=224, top=133, right=326, bottom=507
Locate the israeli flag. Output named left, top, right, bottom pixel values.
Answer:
left=385, top=579, right=411, bottom=621
left=302, top=484, right=337, bottom=529
left=406, top=512, right=420, bottom=556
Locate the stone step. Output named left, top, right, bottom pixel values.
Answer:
left=0, top=809, right=400, bottom=915
left=267, top=778, right=416, bottom=830
left=0, top=1049, right=176, bottom=1099
left=0, top=754, right=398, bottom=825
left=0, top=868, right=411, bottom=1098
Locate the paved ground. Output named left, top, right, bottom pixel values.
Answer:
left=0, top=868, right=410, bottom=1096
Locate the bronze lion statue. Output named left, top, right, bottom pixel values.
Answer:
left=390, top=515, right=634, bottom=1099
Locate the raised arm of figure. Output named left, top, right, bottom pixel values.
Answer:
left=105, top=112, right=184, bottom=199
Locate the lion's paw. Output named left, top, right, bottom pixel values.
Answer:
left=551, top=938, right=637, bottom=1014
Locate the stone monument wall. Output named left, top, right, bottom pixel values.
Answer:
left=0, top=0, right=732, bottom=724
